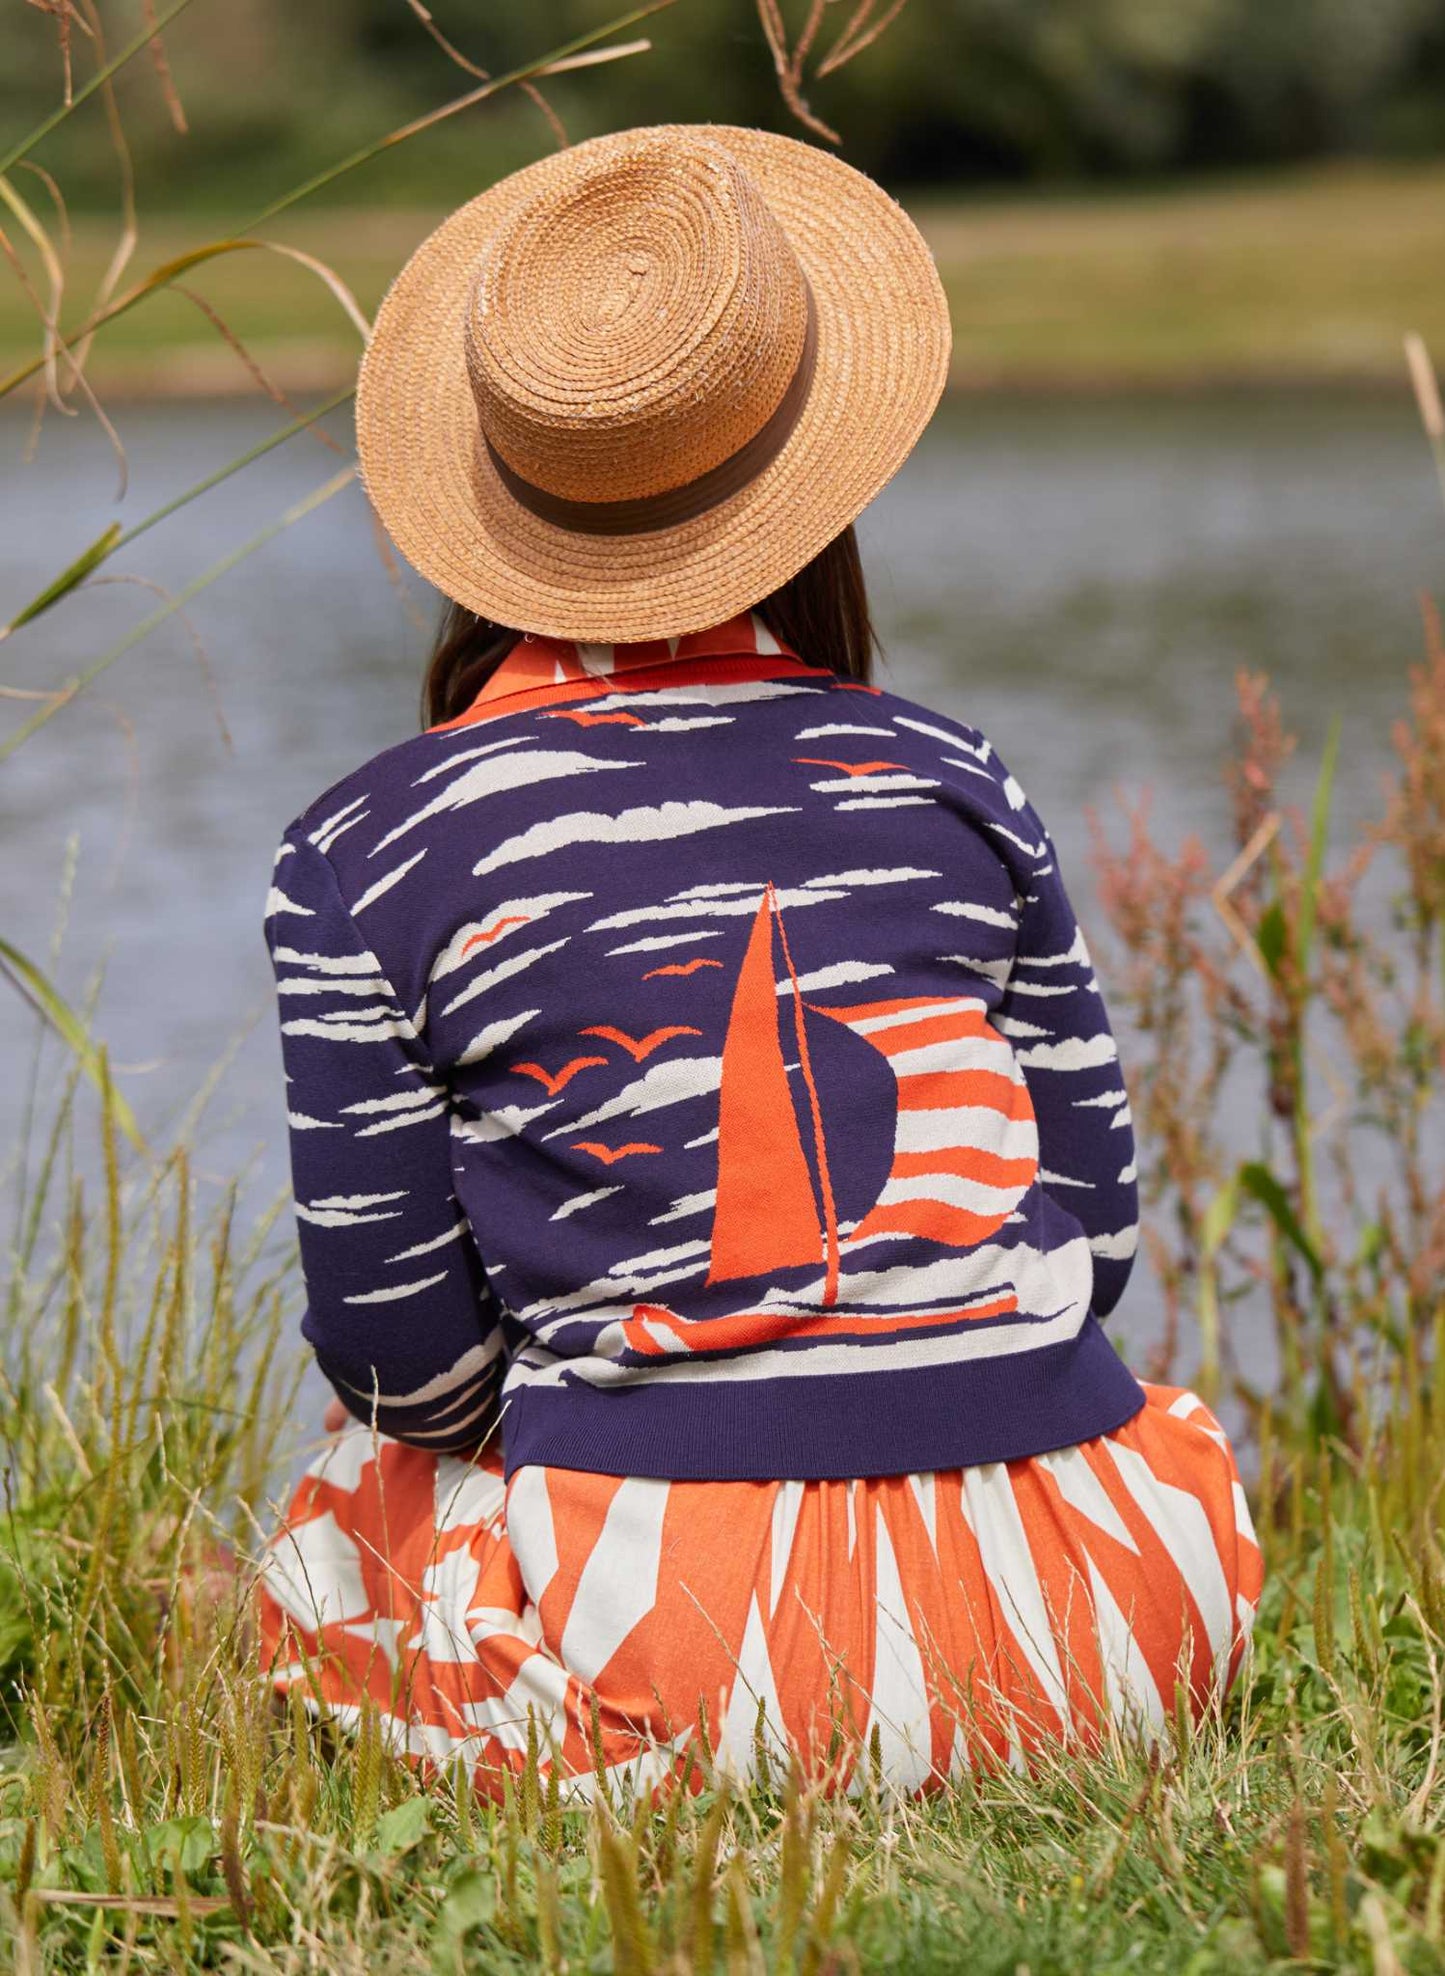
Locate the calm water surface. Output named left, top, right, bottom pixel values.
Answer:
left=3, top=391, right=1440, bottom=1372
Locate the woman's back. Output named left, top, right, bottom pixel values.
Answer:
left=268, top=611, right=1141, bottom=1479
left=257, top=122, right=1259, bottom=1797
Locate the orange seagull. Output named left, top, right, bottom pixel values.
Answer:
left=581, top=1024, right=703, bottom=1062
left=459, top=914, right=532, bottom=957
left=545, top=709, right=646, bottom=728
left=571, top=1140, right=663, bottom=1164
left=510, top=1056, right=608, bottom=1096
left=642, top=958, right=725, bottom=979
left=792, top=758, right=908, bottom=778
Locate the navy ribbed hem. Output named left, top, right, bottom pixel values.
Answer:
left=501, top=1315, right=1146, bottom=1482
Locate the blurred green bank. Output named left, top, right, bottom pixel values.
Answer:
left=7, top=162, right=1445, bottom=398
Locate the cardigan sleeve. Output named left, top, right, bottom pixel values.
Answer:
left=989, top=797, right=1140, bottom=1318
left=264, top=824, right=506, bottom=1451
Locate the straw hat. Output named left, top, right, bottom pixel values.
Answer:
left=356, top=124, right=951, bottom=643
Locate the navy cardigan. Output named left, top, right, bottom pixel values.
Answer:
left=265, top=612, right=1142, bottom=1479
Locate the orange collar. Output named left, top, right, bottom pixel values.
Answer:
left=433, top=611, right=817, bottom=731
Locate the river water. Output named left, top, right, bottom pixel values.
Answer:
left=2, top=390, right=1441, bottom=1376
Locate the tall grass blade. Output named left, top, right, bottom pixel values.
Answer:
left=1405, top=333, right=1445, bottom=519
left=0, top=8, right=670, bottom=405
left=0, top=465, right=355, bottom=757
left=0, top=0, right=201, bottom=179
left=249, top=4, right=674, bottom=226
left=0, top=938, right=144, bottom=1149
left=1, top=523, right=121, bottom=638
left=1196, top=1172, right=1239, bottom=1399
left=2, top=388, right=354, bottom=640
left=1238, top=1162, right=1324, bottom=1285
left=1, top=237, right=361, bottom=403
left=1296, top=713, right=1340, bottom=976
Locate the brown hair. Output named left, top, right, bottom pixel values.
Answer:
left=421, top=524, right=877, bottom=727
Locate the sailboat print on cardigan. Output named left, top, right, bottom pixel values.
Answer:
left=706, top=883, right=842, bottom=1302
left=620, top=884, right=1042, bottom=1359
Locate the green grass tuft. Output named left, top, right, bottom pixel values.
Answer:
left=0, top=1072, right=1442, bottom=1971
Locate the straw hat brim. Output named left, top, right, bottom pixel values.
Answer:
left=356, top=124, right=952, bottom=644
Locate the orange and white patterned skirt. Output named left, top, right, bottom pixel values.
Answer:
left=257, top=1383, right=1262, bottom=1797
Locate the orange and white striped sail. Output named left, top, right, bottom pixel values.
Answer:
left=817, top=994, right=1039, bottom=1251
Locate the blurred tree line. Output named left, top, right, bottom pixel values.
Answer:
left=9, top=0, right=1445, bottom=207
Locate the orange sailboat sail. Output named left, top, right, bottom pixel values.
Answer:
left=671, top=892, right=1037, bottom=1347
left=706, top=887, right=827, bottom=1289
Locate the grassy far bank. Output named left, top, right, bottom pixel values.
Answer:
left=921, top=161, right=1445, bottom=390
left=5, top=162, right=1445, bottom=399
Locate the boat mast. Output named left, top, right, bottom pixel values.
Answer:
left=771, top=888, right=841, bottom=1308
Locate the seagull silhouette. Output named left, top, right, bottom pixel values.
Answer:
left=581, top=1024, right=703, bottom=1061
left=510, top=1056, right=607, bottom=1095
left=545, top=709, right=645, bottom=727
left=792, top=757, right=908, bottom=778
left=642, top=958, right=725, bottom=979
left=571, top=1140, right=663, bottom=1164
left=459, top=914, right=532, bottom=957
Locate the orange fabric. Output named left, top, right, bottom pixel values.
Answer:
left=707, top=888, right=826, bottom=1286
left=821, top=994, right=1039, bottom=1252
left=622, top=1290, right=1022, bottom=1355
left=258, top=1385, right=1262, bottom=1798
left=428, top=614, right=820, bottom=732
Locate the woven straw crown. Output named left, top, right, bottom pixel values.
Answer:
left=356, top=124, right=952, bottom=642
left=467, top=136, right=811, bottom=506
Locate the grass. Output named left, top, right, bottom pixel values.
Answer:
left=4, top=546, right=1445, bottom=1976
left=0, top=1062, right=1443, bottom=1972
left=6, top=161, right=1445, bottom=399
left=922, top=160, right=1445, bottom=390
